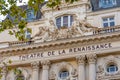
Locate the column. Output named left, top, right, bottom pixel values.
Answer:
left=41, top=60, right=50, bottom=80
left=1, top=66, right=7, bottom=80
left=76, top=55, right=86, bottom=80
left=31, top=61, right=39, bottom=80
left=87, top=54, right=97, bottom=80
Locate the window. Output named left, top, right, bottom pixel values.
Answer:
left=107, top=64, right=118, bottom=73
left=27, top=9, right=35, bottom=22
left=16, top=75, right=25, bottom=80
left=25, top=30, right=31, bottom=40
left=102, top=17, right=115, bottom=27
left=59, top=71, right=69, bottom=79
left=56, top=15, right=73, bottom=28
left=99, top=0, right=116, bottom=8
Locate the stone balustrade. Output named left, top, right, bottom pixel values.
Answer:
left=93, top=25, right=120, bottom=35
left=9, top=40, right=34, bottom=47
left=0, top=26, right=120, bottom=49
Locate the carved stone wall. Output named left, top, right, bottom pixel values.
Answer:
left=96, top=55, right=120, bottom=80
left=49, top=62, right=77, bottom=80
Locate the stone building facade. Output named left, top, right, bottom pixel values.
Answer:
left=0, top=0, right=120, bottom=80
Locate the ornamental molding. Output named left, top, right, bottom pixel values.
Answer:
left=0, top=32, right=120, bottom=56
left=97, top=55, right=120, bottom=80
left=49, top=62, right=77, bottom=80
left=76, top=54, right=86, bottom=64
left=42, top=0, right=90, bottom=13
left=41, top=60, right=50, bottom=70
left=31, top=61, right=39, bottom=70
left=86, top=53, right=97, bottom=64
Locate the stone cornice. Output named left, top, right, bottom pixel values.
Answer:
left=0, top=32, right=120, bottom=56
left=87, top=7, right=120, bottom=16
left=42, top=1, right=89, bottom=13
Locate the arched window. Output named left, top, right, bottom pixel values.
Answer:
left=99, top=0, right=116, bottom=8
left=56, top=15, right=73, bottom=28
left=16, top=75, right=25, bottom=80
left=107, top=64, right=118, bottom=73
left=59, top=70, right=69, bottom=79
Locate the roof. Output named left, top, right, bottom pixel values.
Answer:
left=5, top=2, right=47, bottom=22
left=90, top=0, right=120, bottom=11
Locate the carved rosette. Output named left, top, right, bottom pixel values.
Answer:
left=76, top=55, right=86, bottom=64
left=87, top=54, right=97, bottom=64
left=31, top=61, right=39, bottom=70
left=41, top=60, right=50, bottom=70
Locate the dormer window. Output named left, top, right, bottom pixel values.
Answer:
left=56, top=15, right=73, bottom=29
left=99, top=0, right=116, bottom=8
left=27, top=9, right=35, bottom=22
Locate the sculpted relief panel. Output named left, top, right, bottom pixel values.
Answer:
left=33, top=19, right=95, bottom=43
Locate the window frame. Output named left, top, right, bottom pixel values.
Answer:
left=102, top=16, right=115, bottom=28
left=99, top=0, right=116, bottom=8
left=59, top=70, right=69, bottom=79
left=56, top=15, right=73, bottom=28
left=106, top=64, right=118, bottom=74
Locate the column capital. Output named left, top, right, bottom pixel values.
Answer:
left=41, top=60, right=50, bottom=70
left=86, top=54, right=97, bottom=64
left=31, top=61, right=39, bottom=70
left=76, top=55, right=86, bottom=64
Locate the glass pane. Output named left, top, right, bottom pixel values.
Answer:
left=101, top=0, right=116, bottom=8
left=110, top=22, right=115, bottom=27
left=63, top=16, right=68, bottom=27
left=103, top=23, right=108, bottom=27
left=107, top=65, right=118, bottom=73
left=60, top=71, right=69, bottom=79
left=109, top=17, right=114, bottom=20
left=56, top=17, right=61, bottom=28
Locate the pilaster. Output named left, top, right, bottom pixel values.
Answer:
left=41, top=60, right=50, bottom=80
left=31, top=61, right=39, bottom=80
left=87, top=53, right=97, bottom=80
left=76, top=55, right=86, bottom=80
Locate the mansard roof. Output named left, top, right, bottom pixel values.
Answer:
left=90, top=0, right=120, bottom=11
left=5, top=2, right=47, bottom=22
